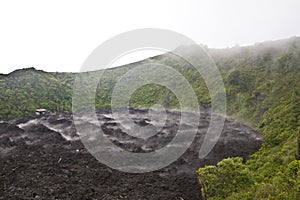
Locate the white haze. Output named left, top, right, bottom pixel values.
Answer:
left=0, top=0, right=300, bottom=74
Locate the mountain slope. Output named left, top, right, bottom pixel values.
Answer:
left=198, top=38, right=300, bottom=199
left=0, top=68, right=74, bottom=119
left=1, top=36, right=300, bottom=199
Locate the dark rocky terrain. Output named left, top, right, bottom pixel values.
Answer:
left=0, top=108, right=262, bottom=200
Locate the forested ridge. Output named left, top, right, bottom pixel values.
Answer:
left=1, top=37, right=300, bottom=199
left=0, top=69, right=74, bottom=119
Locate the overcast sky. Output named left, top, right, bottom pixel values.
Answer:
left=1, top=0, right=300, bottom=74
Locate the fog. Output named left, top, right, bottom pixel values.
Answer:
left=0, top=0, right=300, bottom=74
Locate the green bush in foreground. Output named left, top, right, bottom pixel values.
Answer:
left=197, top=158, right=252, bottom=199
left=197, top=158, right=300, bottom=200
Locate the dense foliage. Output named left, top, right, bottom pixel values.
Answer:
left=198, top=37, right=300, bottom=199
left=0, top=37, right=300, bottom=199
left=0, top=69, right=74, bottom=119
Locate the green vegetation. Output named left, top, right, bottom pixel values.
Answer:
left=0, top=37, right=300, bottom=199
left=197, top=158, right=253, bottom=199
left=0, top=68, right=74, bottom=119
left=197, top=37, right=300, bottom=199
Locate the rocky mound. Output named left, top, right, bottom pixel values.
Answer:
left=0, top=108, right=262, bottom=199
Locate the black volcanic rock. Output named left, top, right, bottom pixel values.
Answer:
left=0, top=108, right=262, bottom=199
left=0, top=122, right=24, bottom=135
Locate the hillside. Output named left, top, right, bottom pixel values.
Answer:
left=198, top=37, right=300, bottom=199
left=0, top=36, right=300, bottom=199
